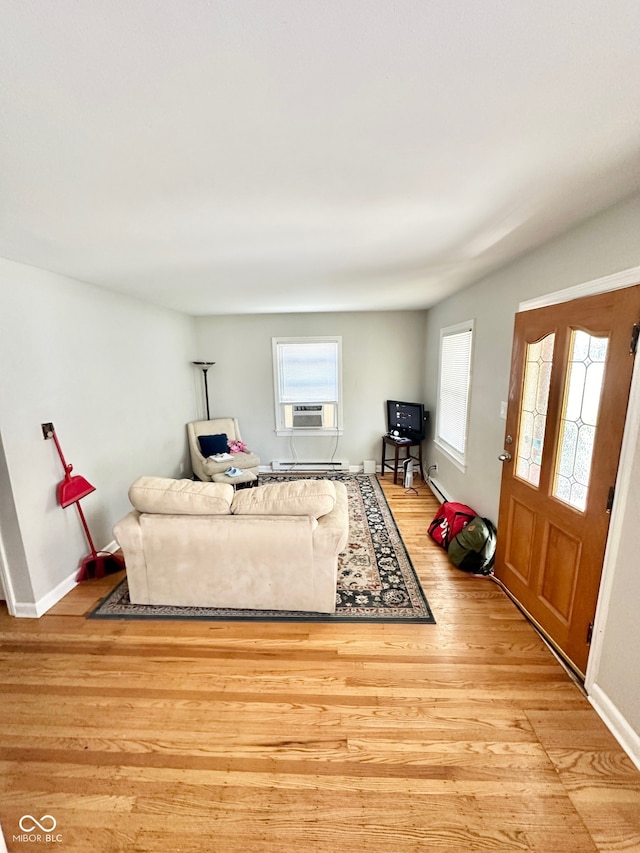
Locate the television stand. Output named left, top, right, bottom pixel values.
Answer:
left=380, top=435, right=423, bottom=484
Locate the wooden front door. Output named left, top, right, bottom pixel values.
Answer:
left=494, top=285, right=640, bottom=676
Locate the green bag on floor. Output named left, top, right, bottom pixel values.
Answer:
left=447, top=516, right=497, bottom=575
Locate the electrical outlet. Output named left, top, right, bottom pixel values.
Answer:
left=41, top=422, right=54, bottom=439
left=428, top=462, right=438, bottom=475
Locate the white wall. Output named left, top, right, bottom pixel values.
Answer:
left=595, top=431, right=640, bottom=737
left=422, top=192, right=640, bottom=764
left=587, top=351, right=640, bottom=766
left=0, top=258, right=197, bottom=613
left=0, top=430, right=33, bottom=606
left=194, top=311, right=427, bottom=468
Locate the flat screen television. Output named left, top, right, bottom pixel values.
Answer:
left=386, top=400, right=429, bottom=441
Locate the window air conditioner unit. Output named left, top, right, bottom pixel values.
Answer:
left=282, top=403, right=337, bottom=430
left=292, top=404, right=324, bottom=428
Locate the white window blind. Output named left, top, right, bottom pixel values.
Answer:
left=437, top=323, right=473, bottom=462
left=276, top=340, right=339, bottom=403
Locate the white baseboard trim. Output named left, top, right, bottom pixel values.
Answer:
left=11, top=539, right=120, bottom=618
left=11, top=601, right=40, bottom=618
left=13, top=570, right=78, bottom=618
left=588, top=682, right=640, bottom=771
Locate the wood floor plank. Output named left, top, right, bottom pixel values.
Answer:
left=0, top=476, right=638, bottom=852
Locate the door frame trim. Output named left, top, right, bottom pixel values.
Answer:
left=519, top=264, right=640, bottom=313
left=514, top=264, right=640, bottom=693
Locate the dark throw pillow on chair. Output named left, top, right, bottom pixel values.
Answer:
left=198, top=433, right=229, bottom=457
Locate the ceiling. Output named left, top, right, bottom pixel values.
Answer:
left=1, top=1, right=640, bottom=316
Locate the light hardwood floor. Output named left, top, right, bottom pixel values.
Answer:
left=1, top=477, right=639, bottom=852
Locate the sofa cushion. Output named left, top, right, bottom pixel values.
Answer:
left=198, top=433, right=229, bottom=457
left=128, top=477, right=234, bottom=515
left=231, top=479, right=336, bottom=519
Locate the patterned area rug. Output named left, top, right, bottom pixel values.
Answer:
left=89, top=473, right=434, bottom=623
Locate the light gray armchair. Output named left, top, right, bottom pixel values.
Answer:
left=187, top=418, right=260, bottom=484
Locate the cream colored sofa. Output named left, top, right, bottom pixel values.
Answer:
left=113, top=476, right=349, bottom=613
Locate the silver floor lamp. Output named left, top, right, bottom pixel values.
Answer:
left=192, top=361, right=215, bottom=420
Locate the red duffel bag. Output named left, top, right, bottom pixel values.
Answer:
left=428, top=501, right=478, bottom=549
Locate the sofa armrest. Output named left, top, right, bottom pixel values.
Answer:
left=313, top=480, right=349, bottom=555
left=112, top=511, right=150, bottom=603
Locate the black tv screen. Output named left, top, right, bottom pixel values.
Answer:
left=386, top=400, right=428, bottom=441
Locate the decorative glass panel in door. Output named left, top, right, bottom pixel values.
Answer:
left=515, top=333, right=555, bottom=487
left=553, top=330, right=609, bottom=512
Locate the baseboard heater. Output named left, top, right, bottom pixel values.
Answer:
left=271, top=460, right=348, bottom=472
left=428, top=477, right=449, bottom=503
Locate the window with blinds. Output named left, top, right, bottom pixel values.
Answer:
left=272, top=337, right=342, bottom=434
left=436, top=322, right=474, bottom=466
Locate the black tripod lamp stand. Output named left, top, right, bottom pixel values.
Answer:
left=192, top=361, right=215, bottom=420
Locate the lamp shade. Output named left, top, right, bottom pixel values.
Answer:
left=192, top=361, right=215, bottom=420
